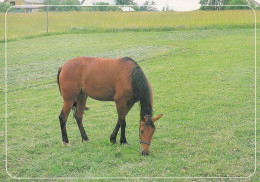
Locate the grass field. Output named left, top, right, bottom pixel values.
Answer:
left=0, top=10, right=259, bottom=181
left=0, top=10, right=259, bottom=41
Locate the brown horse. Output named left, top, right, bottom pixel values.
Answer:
left=57, top=56, right=163, bottom=155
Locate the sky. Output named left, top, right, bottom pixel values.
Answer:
left=135, top=0, right=201, bottom=11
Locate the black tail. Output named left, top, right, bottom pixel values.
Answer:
left=57, top=67, right=62, bottom=95
left=131, top=65, right=153, bottom=120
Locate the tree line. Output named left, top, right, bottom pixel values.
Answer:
left=200, top=0, right=258, bottom=10
left=0, top=0, right=258, bottom=12
left=0, top=0, right=163, bottom=12
left=44, top=0, right=157, bottom=12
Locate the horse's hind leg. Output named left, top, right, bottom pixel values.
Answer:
left=75, top=92, right=89, bottom=142
left=59, top=100, right=74, bottom=146
left=110, top=120, right=120, bottom=144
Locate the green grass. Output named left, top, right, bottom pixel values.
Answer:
left=0, top=29, right=257, bottom=179
left=0, top=10, right=259, bottom=41
left=0, top=9, right=259, bottom=181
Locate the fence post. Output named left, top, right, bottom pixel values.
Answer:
left=46, top=1, right=49, bottom=33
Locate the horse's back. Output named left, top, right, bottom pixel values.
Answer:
left=59, top=57, right=136, bottom=101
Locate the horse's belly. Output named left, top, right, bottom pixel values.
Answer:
left=88, top=90, right=115, bottom=101
left=83, top=81, right=115, bottom=101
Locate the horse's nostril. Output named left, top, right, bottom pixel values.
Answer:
left=141, top=151, right=150, bottom=156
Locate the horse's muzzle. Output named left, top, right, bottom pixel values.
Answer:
left=141, top=150, right=150, bottom=156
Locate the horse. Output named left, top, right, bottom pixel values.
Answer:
left=57, top=56, right=163, bottom=155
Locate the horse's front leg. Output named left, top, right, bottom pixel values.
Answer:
left=119, top=118, right=127, bottom=144
left=112, top=99, right=135, bottom=144
left=112, top=99, right=128, bottom=144
left=110, top=114, right=127, bottom=144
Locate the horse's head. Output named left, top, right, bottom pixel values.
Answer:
left=139, top=114, right=163, bottom=155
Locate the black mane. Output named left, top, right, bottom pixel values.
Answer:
left=120, top=57, right=138, bottom=65
left=146, top=116, right=155, bottom=128
left=121, top=57, right=153, bottom=124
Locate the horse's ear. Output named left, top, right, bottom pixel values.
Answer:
left=152, top=114, right=163, bottom=122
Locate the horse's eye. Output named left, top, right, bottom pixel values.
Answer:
left=141, top=130, right=144, bottom=134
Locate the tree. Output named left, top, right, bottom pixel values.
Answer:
left=0, top=2, right=11, bottom=12
left=200, top=0, right=225, bottom=10
left=44, top=0, right=82, bottom=11
left=226, top=0, right=249, bottom=9
left=140, top=0, right=157, bottom=11
left=116, top=0, right=135, bottom=5
left=200, top=0, right=251, bottom=10
left=90, top=2, right=120, bottom=11
left=115, top=0, right=140, bottom=11
left=162, top=4, right=174, bottom=11
left=248, top=0, right=256, bottom=9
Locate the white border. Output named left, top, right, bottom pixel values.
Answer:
left=4, top=4, right=257, bottom=180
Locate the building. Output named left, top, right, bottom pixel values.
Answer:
left=118, top=6, right=135, bottom=11
left=4, top=0, right=44, bottom=13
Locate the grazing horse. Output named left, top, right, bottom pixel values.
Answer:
left=57, top=56, right=163, bottom=155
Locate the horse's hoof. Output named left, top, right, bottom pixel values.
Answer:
left=82, top=138, right=89, bottom=143
left=120, top=141, right=128, bottom=145
left=110, top=137, right=117, bottom=144
left=62, top=142, right=71, bottom=146
left=110, top=139, right=117, bottom=144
